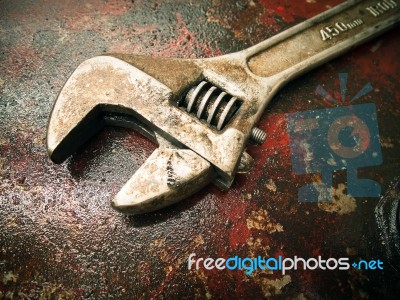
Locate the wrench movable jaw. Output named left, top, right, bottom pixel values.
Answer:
left=111, top=148, right=215, bottom=215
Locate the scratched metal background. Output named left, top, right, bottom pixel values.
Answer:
left=1, top=0, right=399, bottom=299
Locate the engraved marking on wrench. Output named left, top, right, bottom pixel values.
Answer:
left=320, top=19, right=364, bottom=41
left=367, top=0, right=398, bottom=17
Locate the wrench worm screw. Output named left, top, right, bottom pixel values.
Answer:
left=180, top=81, right=242, bottom=130
left=250, top=127, right=267, bottom=145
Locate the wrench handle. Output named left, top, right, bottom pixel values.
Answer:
left=245, top=0, right=400, bottom=80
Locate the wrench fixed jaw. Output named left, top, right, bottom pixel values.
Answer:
left=47, top=55, right=250, bottom=166
left=47, top=104, right=105, bottom=164
left=47, top=55, right=198, bottom=163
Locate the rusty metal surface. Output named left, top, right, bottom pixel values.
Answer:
left=1, top=0, right=399, bottom=299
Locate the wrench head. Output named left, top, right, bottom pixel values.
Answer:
left=47, top=56, right=215, bottom=214
left=47, top=55, right=256, bottom=214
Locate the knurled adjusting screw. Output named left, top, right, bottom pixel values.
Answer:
left=250, top=127, right=267, bottom=145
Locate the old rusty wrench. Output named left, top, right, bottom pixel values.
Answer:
left=47, top=0, right=400, bottom=214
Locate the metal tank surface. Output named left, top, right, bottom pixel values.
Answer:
left=1, top=0, right=400, bottom=298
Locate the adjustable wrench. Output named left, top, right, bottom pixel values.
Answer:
left=47, top=0, right=400, bottom=214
